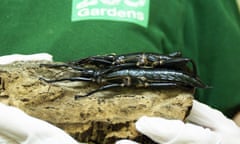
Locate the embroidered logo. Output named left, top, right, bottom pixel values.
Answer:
left=72, top=0, right=150, bottom=27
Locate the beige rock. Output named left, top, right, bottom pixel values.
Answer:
left=0, top=61, right=194, bottom=144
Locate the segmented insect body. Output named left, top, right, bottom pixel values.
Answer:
left=72, top=52, right=181, bottom=66
left=40, top=52, right=208, bottom=98
left=68, top=52, right=196, bottom=76
left=41, top=68, right=208, bottom=99
left=105, top=68, right=206, bottom=88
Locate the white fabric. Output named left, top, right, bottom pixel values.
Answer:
left=1, top=54, right=239, bottom=144
left=0, top=103, right=79, bottom=144
left=115, top=140, right=139, bottom=144
left=0, top=53, right=52, bottom=65
left=0, top=53, right=80, bottom=144
left=116, top=100, right=240, bottom=144
left=0, top=103, right=78, bottom=144
left=0, top=134, right=18, bottom=144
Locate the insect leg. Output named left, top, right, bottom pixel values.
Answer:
left=168, top=51, right=182, bottom=57
left=74, top=83, right=123, bottom=99
left=39, top=63, right=70, bottom=68
left=146, top=82, right=179, bottom=87
left=40, top=77, right=92, bottom=83
left=160, top=58, right=197, bottom=76
left=70, top=55, right=115, bottom=66
left=81, top=58, right=113, bottom=65
left=75, top=76, right=132, bottom=98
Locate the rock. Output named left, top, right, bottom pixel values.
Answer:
left=0, top=61, right=193, bottom=144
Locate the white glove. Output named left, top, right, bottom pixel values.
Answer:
left=116, top=100, right=240, bottom=144
left=0, top=53, right=80, bottom=144
left=0, top=103, right=80, bottom=144
left=0, top=53, right=52, bottom=65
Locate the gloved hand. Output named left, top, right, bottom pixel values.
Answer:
left=0, top=53, right=52, bottom=65
left=116, top=100, right=240, bottom=144
left=0, top=53, right=80, bottom=144
left=0, top=103, right=80, bottom=144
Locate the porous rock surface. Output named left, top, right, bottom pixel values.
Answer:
left=0, top=61, right=193, bottom=144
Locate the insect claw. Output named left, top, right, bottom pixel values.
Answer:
left=39, top=77, right=49, bottom=82
left=39, top=77, right=60, bottom=83
left=74, top=95, right=87, bottom=100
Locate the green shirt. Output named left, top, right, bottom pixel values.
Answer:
left=1, top=0, right=240, bottom=117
